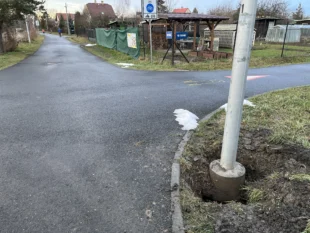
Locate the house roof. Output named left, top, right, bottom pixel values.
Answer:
left=86, top=3, right=116, bottom=18
left=172, top=8, right=190, bottom=14
left=56, top=13, right=75, bottom=21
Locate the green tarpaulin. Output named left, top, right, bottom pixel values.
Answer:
left=96, top=28, right=116, bottom=49
left=96, top=28, right=140, bottom=59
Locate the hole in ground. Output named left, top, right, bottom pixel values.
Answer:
left=183, top=128, right=310, bottom=205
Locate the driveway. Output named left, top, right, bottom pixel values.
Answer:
left=0, top=34, right=309, bottom=233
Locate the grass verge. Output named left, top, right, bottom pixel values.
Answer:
left=181, top=86, right=310, bottom=233
left=85, top=45, right=310, bottom=71
left=242, top=87, right=310, bottom=148
left=67, top=36, right=90, bottom=44
left=0, top=35, right=44, bottom=70
left=67, top=35, right=310, bottom=71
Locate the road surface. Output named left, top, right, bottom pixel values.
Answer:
left=0, top=34, right=309, bottom=233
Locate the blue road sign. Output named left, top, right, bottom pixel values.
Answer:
left=176, top=32, right=188, bottom=40
left=166, top=31, right=172, bottom=39
left=146, top=4, right=154, bottom=13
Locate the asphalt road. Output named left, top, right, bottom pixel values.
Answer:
left=0, top=34, right=309, bottom=233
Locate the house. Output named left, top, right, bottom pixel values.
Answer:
left=84, top=1, right=117, bottom=21
left=172, top=8, right=191, bottom=14
left=55, top=13, right=75, bottom=24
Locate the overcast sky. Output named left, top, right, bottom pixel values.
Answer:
left=46, top=0, right=310, bottom=16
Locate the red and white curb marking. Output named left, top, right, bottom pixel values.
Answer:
left=225, top=75, right=269, bottom=81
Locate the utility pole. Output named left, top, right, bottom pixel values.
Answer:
left=65, top=3, right=71, bottom=35
left=46, top=13, right=49, bottom=31
left=25, top=16, right=31, bottom=43
left=209, top=0, right=258, bottom=202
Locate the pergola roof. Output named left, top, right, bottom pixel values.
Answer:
left=158, top=13, right=229, bottom=22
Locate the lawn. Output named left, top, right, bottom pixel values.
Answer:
left=0, top=35, right=45, bottom=70
left=67, top=35, right=310, bottom=71
left=180, top=86, right=310, bottom=233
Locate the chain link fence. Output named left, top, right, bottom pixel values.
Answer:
left=281, top=25, right=310, bottom=57
left=257, top=24, right=310, bottom=58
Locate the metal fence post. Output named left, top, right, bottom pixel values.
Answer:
left=233, top=19, right=239, bottom=53
left=281, top=21, right=289, bottom=58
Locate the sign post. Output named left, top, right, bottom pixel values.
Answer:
left=142, top=0, right=158, bottom=63
left=149, top=20, right=153, bottom=63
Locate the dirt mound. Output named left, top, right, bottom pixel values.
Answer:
left=182, top=126, right=310, bottom=233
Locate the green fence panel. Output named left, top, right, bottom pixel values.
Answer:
left=95, top=27, right=140, bottom=59
left=96, top=28, right=116, bottom=49
left=116, top=28, right=140, bottom=59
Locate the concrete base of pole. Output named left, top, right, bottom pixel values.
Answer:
left=209, top=160, right=245, bottom=202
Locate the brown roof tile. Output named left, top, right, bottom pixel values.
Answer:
left=86, top=3, right=116, bottom=19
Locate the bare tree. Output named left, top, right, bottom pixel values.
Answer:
left=158, top=0, right=168, bottom=13
left=165, top=0, right=178, bottom=13
left=207, top=3, right=237, bottom=23
left=207, top=0, right=289, bottom=25
left=292, top=3, right=303, bottom=20
left=257, top=0, right=289, bottom=18
left=115, top=0, right=131, bottom=21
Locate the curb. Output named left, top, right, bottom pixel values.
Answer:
left=171, top=108, right=223, bottom=233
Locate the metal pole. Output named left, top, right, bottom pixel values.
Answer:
left=149, top=20, right=153, bottom=63
left=142, top=25, right=146, bottom=59
left=220, top=0, right=258, bottom=170
left=25, top=17, right=31, bottom=43
left=233, top=19, right=239, bottom=53
left=65, top=3, right=71, bottom=35
left=172, top=21, right=175, bottom=66
left=281, top=20, right=289, bottom=58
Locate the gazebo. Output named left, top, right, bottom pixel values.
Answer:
left=158, top=13, right=229, bottom=51
left=143, top=13, right=229, bottom=64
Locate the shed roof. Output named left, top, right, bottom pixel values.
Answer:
left=294, top=19, right=310, bottom=22
left=272, top=25, right=310, bottom=29
left=255, top=17, right=281, bottom=21
left=158, top=13, right=229, bottom=21
left=204, top=24, right=237, bottom=31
